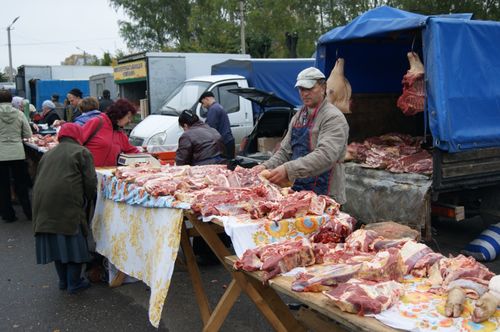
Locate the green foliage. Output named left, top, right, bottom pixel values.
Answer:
left=0, top=71, right=8, bottom=82
left=109, top=0, right=500, bottom=57
left=109, top=0, right=190, bottom=50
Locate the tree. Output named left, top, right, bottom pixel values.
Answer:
left=109, top=0, right=191, bottom=51
left=0, top=71, right=8, bottom=82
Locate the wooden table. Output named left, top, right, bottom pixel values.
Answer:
left=181, top=212, right=400, bottom=332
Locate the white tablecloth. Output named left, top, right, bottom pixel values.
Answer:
left=92, top=171, right=184, bottom=327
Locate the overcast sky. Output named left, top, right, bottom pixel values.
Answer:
left=0, top=0, right=128, bottom=71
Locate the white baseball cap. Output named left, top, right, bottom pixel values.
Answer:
left=295, top=67, right=326, bottom=89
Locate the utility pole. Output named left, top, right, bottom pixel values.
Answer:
left=7, top=16, right=20, bottom=82
left=76, top=47, right=87, bottom=65
left=240, top=0, right=246, bottom=54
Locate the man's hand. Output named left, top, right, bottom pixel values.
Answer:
left=267, top=165, right=290, bottom=186
left=253, top=164, right=266, bottom=173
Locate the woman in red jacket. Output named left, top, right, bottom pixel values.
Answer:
left=81, top=99, right=140, bottom=167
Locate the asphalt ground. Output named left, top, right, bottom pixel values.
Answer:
left=0, top=204, right=498, bottom=332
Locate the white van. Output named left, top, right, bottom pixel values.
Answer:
left=129, top=75, right=254, bottom=150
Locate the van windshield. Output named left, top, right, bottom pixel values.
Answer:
left=158, top=81, right=211, bottom=115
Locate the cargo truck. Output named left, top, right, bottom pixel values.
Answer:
left=315, top=6, right=500, bottom=238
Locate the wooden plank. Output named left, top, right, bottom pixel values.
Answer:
left=180, top=222, right=212, bottom=324
left=225, top=256, right=397, bottom=332
left=296, top=306, right=348, bottom=332
left=441, top=160, right=500, bottom=178
left=233, top=271, right=306, bottom=332
left=185, top=212, right=232, bottom=268
left=203, top=279, right=242, bottom=332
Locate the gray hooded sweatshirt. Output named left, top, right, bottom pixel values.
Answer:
left=0, top=102, right=32, bottom=161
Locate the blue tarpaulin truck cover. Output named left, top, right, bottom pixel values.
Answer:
left=316, top=6, right=500, bottom=153
left=211, top=58, right=314, bottom=107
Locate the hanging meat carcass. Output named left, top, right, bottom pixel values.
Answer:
left=397, top=52, right=425, bottom=116
left=326, top=58, right=352, bottom=114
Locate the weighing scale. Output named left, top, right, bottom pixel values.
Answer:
left=117, top=153, right=161, bottom=167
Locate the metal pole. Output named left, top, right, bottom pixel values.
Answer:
left=240, top=0, right=246, bottom=54
left=6, top=16, right=19, bottom=82
left=7, top=26, right=13, bottom=82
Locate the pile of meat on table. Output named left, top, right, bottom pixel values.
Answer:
left=25, top=134, right=58, bottom=150
left=114, top=164, right=342, bottom=221
left=235, top=224, right=495, bottom=316
left=345, top=132, right=432, bottom=174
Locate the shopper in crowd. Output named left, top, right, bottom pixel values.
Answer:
left=33, top=123, right=96, bottom=294
left=198, top=91, right=235, bottom=160
left=98, top=89, right=113, bottom=112
left=74, top=97, right=101, bottom=126
left=65, top=88, right=83, bottom=122
left=175, top=109, right=224, bottom=166
left=81, top=99, right=140, bottom=167
left=0, top=89, right=33, bottom=222
left=51, top=93, right=65, bottom=119
left=254, top=67, right=349, bottom=204
left=35, top=100, right=61, bottom=127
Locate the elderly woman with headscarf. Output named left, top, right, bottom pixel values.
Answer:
left=32, top=123, right=97, bottom=294
left=34, top=100, right=60, bottom=127
left=81, top=98, right=140, bottom=167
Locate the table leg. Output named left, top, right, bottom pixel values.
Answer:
left=202, top=279, right=242, bottom=332
left=186, top=213, right=306, bottom=332
left=180, top=222, right=212, bottom=324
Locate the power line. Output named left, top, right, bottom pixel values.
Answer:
left=1, top=37, right=120, bottom=47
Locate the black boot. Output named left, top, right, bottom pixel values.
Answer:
left=67, top=263, right=90, bottom=294
left=54, top=261, right=67, bottom=290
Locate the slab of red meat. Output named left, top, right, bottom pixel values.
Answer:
left=397, top=52, right=425, bottom=116
left=364, top=221, right=420, bottom=241
left=428, top=254, right=494, bottom=287
left=235, top=239, right=316, bottom=283
left=345, top=229, right=383, bottom=252
left=399, top=240, right=434, bottom=274
left=411, top=252, right=444, bottom=278
left=323, top=279, right=404, bottom=315
left=345, top=142, right=369, bottom=162
left=292, top=263, right=362, bottom=292
left=310, top=212, right=356, bottom=244
left=356, top=248, right=406, bottom=282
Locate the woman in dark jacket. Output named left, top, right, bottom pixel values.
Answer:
left=33, top=123, right=97, bottom=294
left=175, top=109, right=224, bottom=166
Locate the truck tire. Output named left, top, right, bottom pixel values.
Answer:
left=479, top=187, right=500, bottom=227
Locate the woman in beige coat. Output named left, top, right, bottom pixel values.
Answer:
left=0, top=90, right=32, bottom=222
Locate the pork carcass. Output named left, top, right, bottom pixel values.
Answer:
left=397, top=52, right=425, bottom=116
left=326, top=58, right=352, bottom=114
left=323, top=279, right=404, bottom=315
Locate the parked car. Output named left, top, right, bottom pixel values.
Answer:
left=228, top=87, right=297, bottom=168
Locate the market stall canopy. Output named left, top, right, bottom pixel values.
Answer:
left=316, top=6, right=500, bottom=153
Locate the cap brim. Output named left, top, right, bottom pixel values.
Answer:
left=295, top=79, right=317, bottom=89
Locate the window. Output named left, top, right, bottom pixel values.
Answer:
left=215, top=83, right=239, bottom=114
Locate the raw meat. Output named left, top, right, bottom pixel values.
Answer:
left=234, top=239, right=316, bottom=282
left=399, top=240, right=433, bottom=273
left=292, top=264, right=362, bottom=292
left=323, top=279, right=404, bottom=315
left=345, top=229, right=383, bottom=252
left=326, top=58, right=352, bottom=114
left=310, top=212, right=356, bottom=244
left=397, top=52, right=425, bottom=116
left=363, top=221, right=420, bottom=241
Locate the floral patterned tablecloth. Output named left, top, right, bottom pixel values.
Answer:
left=373, top=276, right=500, bottom=332
left=92, top=171, right=184, bottom=328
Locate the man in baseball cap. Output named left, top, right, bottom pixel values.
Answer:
left=253, top=66, right=349, bottom=205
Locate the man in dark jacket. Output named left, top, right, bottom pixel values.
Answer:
left=33, top=123, right=97, bottom=294
left=98, top=89, right=113, bottom=112
left=198, top=91, right=235, bottom=159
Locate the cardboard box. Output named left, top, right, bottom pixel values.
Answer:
left=258, top=137, right=282, bottom=153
